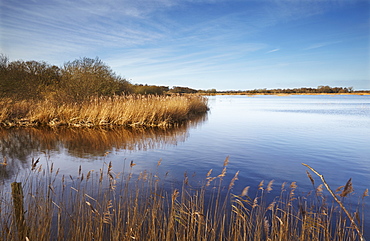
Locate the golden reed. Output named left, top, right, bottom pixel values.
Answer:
left=0, top=158, right=367, bottom=240
left=0, top=94, right=208, bottom=128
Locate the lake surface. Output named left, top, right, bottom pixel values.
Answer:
left=1, top=94, right=370, bottom=236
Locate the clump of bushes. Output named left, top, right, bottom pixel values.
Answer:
left=0, top=55, right=131, bottom=102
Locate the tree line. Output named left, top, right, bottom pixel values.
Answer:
left=231, top=86, right=356, bottom=94
left=0, top=55, right=206, bottom=102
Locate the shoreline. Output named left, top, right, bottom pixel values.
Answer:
left=212, top=92, right=370, bottom=96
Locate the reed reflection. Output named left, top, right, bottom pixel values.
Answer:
left=0, top=113, right=207, bottom=180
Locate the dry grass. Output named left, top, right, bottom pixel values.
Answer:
left=0, top=158, right=367, bottom=241
left=0, top=94, right=208, bottom=128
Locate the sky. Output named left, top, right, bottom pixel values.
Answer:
left=1, top=0, right=369, bottom=91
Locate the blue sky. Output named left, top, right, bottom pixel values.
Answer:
left=1, top=0, right=369, bottom=90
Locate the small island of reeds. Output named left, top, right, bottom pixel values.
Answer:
left=0, top=95, right=208, bottom=128
left=0, top=55, right=208, bottom=128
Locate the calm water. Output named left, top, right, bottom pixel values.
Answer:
left=1, top=94, right=370, bottom=235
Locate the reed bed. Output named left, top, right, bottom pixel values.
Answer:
left=0, top=158, right=367, bottom=241
left=0, top=94, right=208, bottom=128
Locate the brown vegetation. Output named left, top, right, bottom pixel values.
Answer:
left=0, top=95, right=208, bottom=128
left=0, top=159, right=367, bottom=240
left=0, top=56, right=132, bottom=102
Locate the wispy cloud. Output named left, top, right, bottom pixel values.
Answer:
left=0, top=0, right=177, bottom=60
left=106, top=42, right=266, bottom=77
left=266, top=48, right=280, bottom=54
left=304, top=41, right=342, bottom=50
left=0, top=0, right=336, bottom=60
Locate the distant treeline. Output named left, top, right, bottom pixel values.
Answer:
left=0, top=54, right=206, bottom=102
left=219, top=86, right=370, bottom=95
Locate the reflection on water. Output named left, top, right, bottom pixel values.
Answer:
left=0, top=113, right=207, bottom=180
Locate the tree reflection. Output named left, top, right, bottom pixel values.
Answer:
left=0, top=113, right=207, bottom=180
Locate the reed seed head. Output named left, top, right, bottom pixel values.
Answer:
left=339, top=178, right=354, bottom=197
left=266, top=180, right=274, bottom=193
left=241, top=186, right=250, bottom=197
left=306, top=170, right=315, bottom=186
left=362, top=189, right=369, bottom=199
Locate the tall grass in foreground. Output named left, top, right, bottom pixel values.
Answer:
left=0, top=94, right=208, bottom=128
left=0, top=158, right=368, bottom=241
